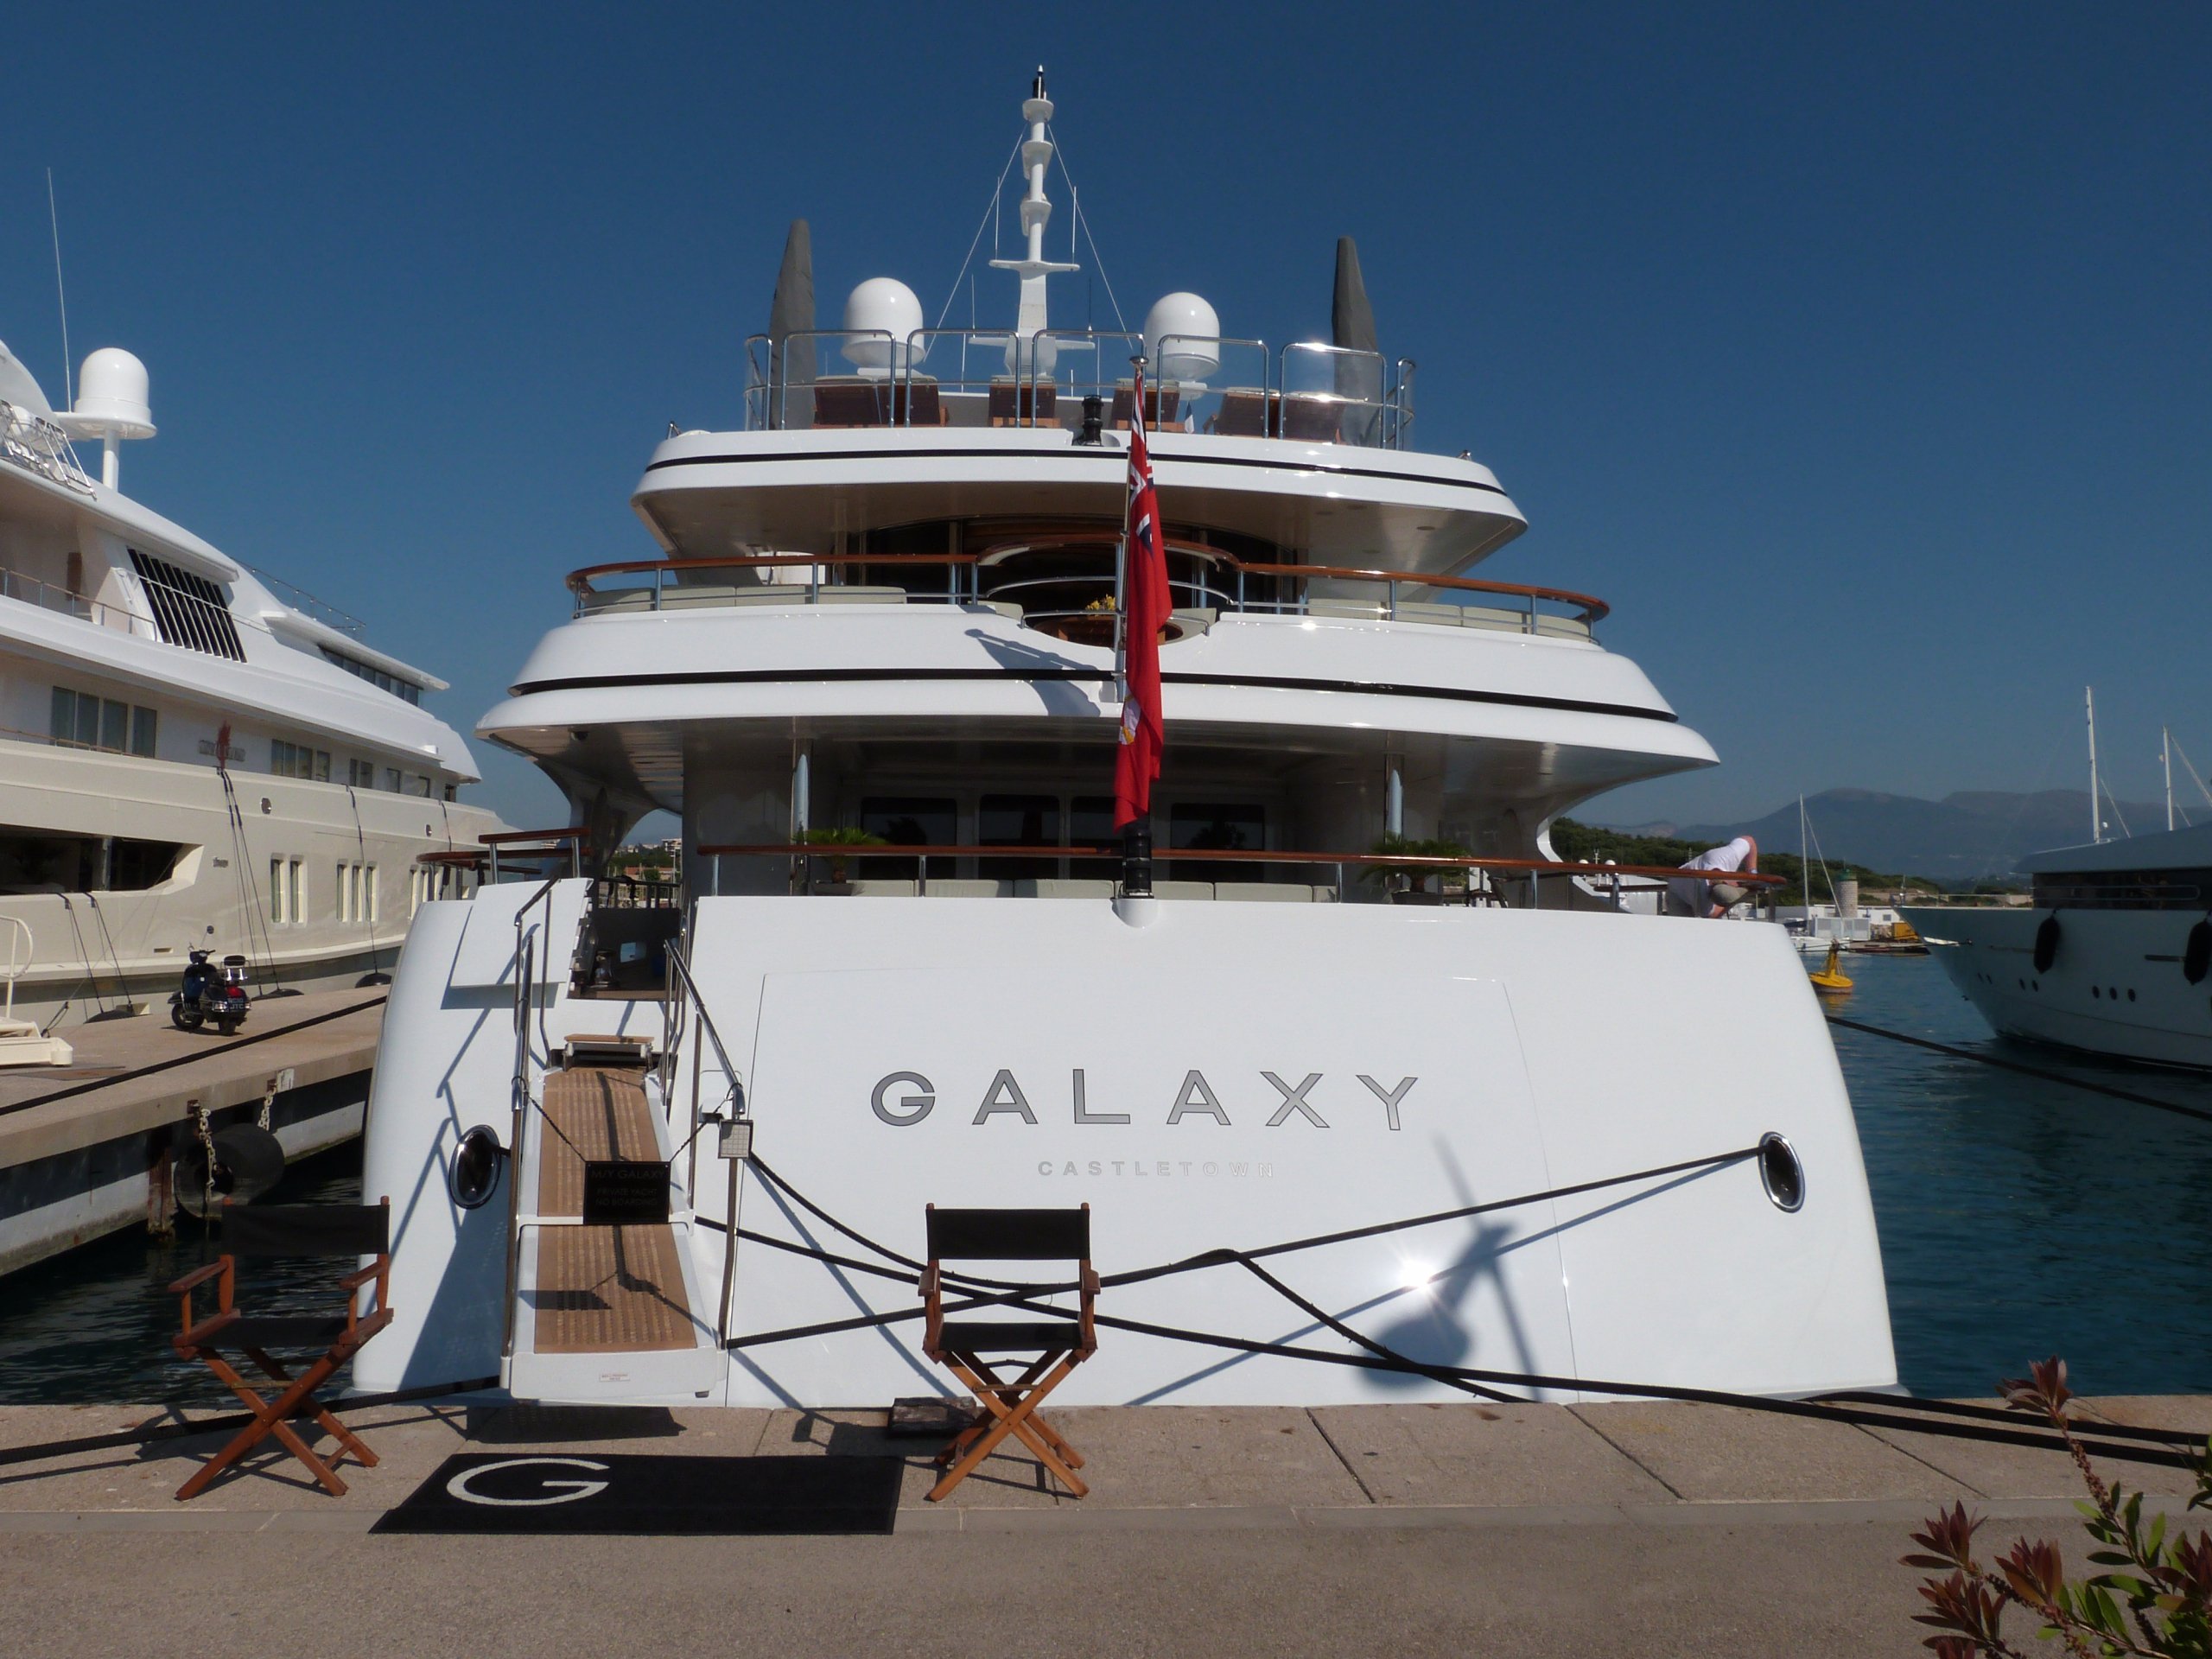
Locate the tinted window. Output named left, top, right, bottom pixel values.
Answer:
left=860, top=797, right=957, bottom=880
left=978, top=794, right=1058, bottom=880
left=1069, top=796, right=1119, bottom=880
left=1169, top=803, right=1267, bottom=882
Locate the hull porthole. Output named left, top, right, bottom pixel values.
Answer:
left=451, top=1124, right=509, bottom=1210
left=2184, top=918, right=2212, bottom=986
left=2033, top=914, right=2062, bottom=975
left=1758, top=1132, right=1805, bottom=1213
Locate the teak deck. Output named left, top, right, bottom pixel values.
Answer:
left=531, top=1065, right=695, bottom=1354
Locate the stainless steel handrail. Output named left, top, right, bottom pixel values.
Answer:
left=499, top=874, right=564, bottom=1378
left=663, top=940, right=747, bottom=1344
left=737, top=330, right=1419, bottom=448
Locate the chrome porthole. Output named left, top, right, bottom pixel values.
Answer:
left=450, top=1124, right=507, bottom=1210
left=1758, top=1132, right=1805, bottom=1213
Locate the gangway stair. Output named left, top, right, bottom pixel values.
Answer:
left=506, top=1044, right=721, bottom=1403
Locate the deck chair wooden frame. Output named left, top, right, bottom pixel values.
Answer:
left=168, top=1198, right=392, bottom=1501
left=920, top=1202, right=1096, bottom=1501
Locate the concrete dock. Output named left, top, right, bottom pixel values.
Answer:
left=0, top=1395, right=2203, bottom=1656
left=0, top=988, right=382, bottom=1274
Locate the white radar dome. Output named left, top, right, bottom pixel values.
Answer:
left=1144, top=293, right=1221, bottom=384
left=841, top=277, right=924, bottom=377
left=73, top=347, right=155, bottom=437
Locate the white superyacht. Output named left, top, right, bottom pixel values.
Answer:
left=0, top=336, right=499, bottom=1031
left=359, top=76, right=1896, bottom=1408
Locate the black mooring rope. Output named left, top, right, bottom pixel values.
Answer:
left=718, top=1154, right=2209, bottom=1472
left=1826, top=1014, right=2212, bottom=1128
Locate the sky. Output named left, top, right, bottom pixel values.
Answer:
left=4, top=3, right=2208, bottom=830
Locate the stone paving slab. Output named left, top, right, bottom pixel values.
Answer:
left=1308, top=1400, right=1674, bottom=1507
left=1859, top=1400, right=2208, bottom=1501
left=1568, top=1401, right=1973, bottom=1503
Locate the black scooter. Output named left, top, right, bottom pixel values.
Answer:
left=171, top=949, right=251, bottom=1035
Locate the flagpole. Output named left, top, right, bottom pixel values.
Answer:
left=1119, top=354, right=1153, bottom=899
left=1112, top=530, right=1128, bottom=708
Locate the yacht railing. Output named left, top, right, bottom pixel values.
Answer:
left=0, top=402, right=96, bottom=495
left=741, top=330, right=1417, bottom=449
left=694, top=841, right=1783, bottom=911
left=0, top=563, right=267, bottom=664
left=0, top=567, right=142, bottom=632
left=454, top=826, right=589, bottom=884
left=565, top=550, right=1607, bottom=640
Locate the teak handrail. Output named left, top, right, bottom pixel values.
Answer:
left=564, top=551, right=1606, bottom=621
left=480, top=826, right=592, bottom=846
left=691, top=842, right=1782, bottom=887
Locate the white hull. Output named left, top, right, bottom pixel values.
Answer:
left=0, top=739, right=498, bottom=1029
left=1904, top=906, right=2212, bottom=1070
left=357, top=883, right=1897, bottom=1408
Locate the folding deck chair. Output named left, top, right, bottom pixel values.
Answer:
left=919, top=1203, right=1096, bottom=1501
left=167, top=1198, right=392, bottom=1501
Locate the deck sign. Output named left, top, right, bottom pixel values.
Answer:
left=581, top=1160, right=671, bottom=1226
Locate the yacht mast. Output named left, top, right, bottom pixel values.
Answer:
left=988, top=68, right=1078, bottom=371
left=2086, top=686, right=2101, bottom=844
left=2164, top=726, right=2175, bottom=832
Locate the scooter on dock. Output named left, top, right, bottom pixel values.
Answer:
left=170, top=949, right=251, bottom=1035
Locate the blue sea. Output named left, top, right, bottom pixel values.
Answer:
left=2, top=950, right=2208, bottom=1402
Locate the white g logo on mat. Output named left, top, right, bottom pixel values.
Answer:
left=446, top=1456, right=611, bottom=1507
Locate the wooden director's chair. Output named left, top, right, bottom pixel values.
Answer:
left=920, top=1203, right=1097, bottom=1501
left=168, top=1198, right=393, bottom=1501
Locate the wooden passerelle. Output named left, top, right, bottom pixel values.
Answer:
left=532, top=1065, right=694, bottom=1355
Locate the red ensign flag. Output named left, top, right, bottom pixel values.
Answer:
left=1113, top=368, right=1169, bottom=828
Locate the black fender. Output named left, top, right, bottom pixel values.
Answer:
left=2184, top=917, right=2212, bottom=986
left=2033, top=913, right=2061, bottom=975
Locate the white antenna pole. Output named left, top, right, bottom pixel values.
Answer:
left=988, top=68, right=1078, bottom=366
left=2165, top=727, right=2176, bottom=833
left=2086, top=686, right=2101, bottom=843
left=46, top=168, right=72, bottom=409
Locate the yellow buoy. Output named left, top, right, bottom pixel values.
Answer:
left=1808, top=941, right=1854, bottom=995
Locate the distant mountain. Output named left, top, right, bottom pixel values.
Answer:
left=1603, top=788, right=2173, bottom=885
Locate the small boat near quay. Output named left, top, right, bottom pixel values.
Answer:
left=359, top=74, right=1896, bottom=1411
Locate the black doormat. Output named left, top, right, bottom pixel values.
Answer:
left=372, top=1452, right=905, bottom=1535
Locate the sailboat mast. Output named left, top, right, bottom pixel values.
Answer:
left=2086, top=686, right=2101, bottom=844
left=2164, top=727, right=2175, bottom=832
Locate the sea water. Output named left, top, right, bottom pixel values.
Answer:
left=2, top=951, right=2208, bottom=1402
left=1839, top=950, right=2212, bottom=1397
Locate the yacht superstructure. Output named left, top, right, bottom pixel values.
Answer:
left=360, top=76, right=1895, bottom=1408
left=0, top=336, right=499, bottom=1028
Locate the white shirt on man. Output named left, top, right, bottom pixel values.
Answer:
left=1669, top=836, right=1754, bottom=917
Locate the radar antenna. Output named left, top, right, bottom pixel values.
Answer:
left=988, top=67, right=1079, bottom=373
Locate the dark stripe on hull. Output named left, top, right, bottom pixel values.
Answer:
left=505, top=665, right=1679, bottom=726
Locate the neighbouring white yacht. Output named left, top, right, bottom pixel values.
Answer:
left=0, top=335, right=499, bottom=1031
left=359, top=75, right=1895, bottom=1410
left=1908, top=825, right=2212, bottom=1069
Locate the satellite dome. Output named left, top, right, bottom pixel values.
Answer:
left=1144, top=293, right=1221, bottom=384
left=73, top=348, right=155, bottom=437
left=842, top=278, right=924, bottom=377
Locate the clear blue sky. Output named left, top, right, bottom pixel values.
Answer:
left=7, top=3, right=2208, bottom=830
